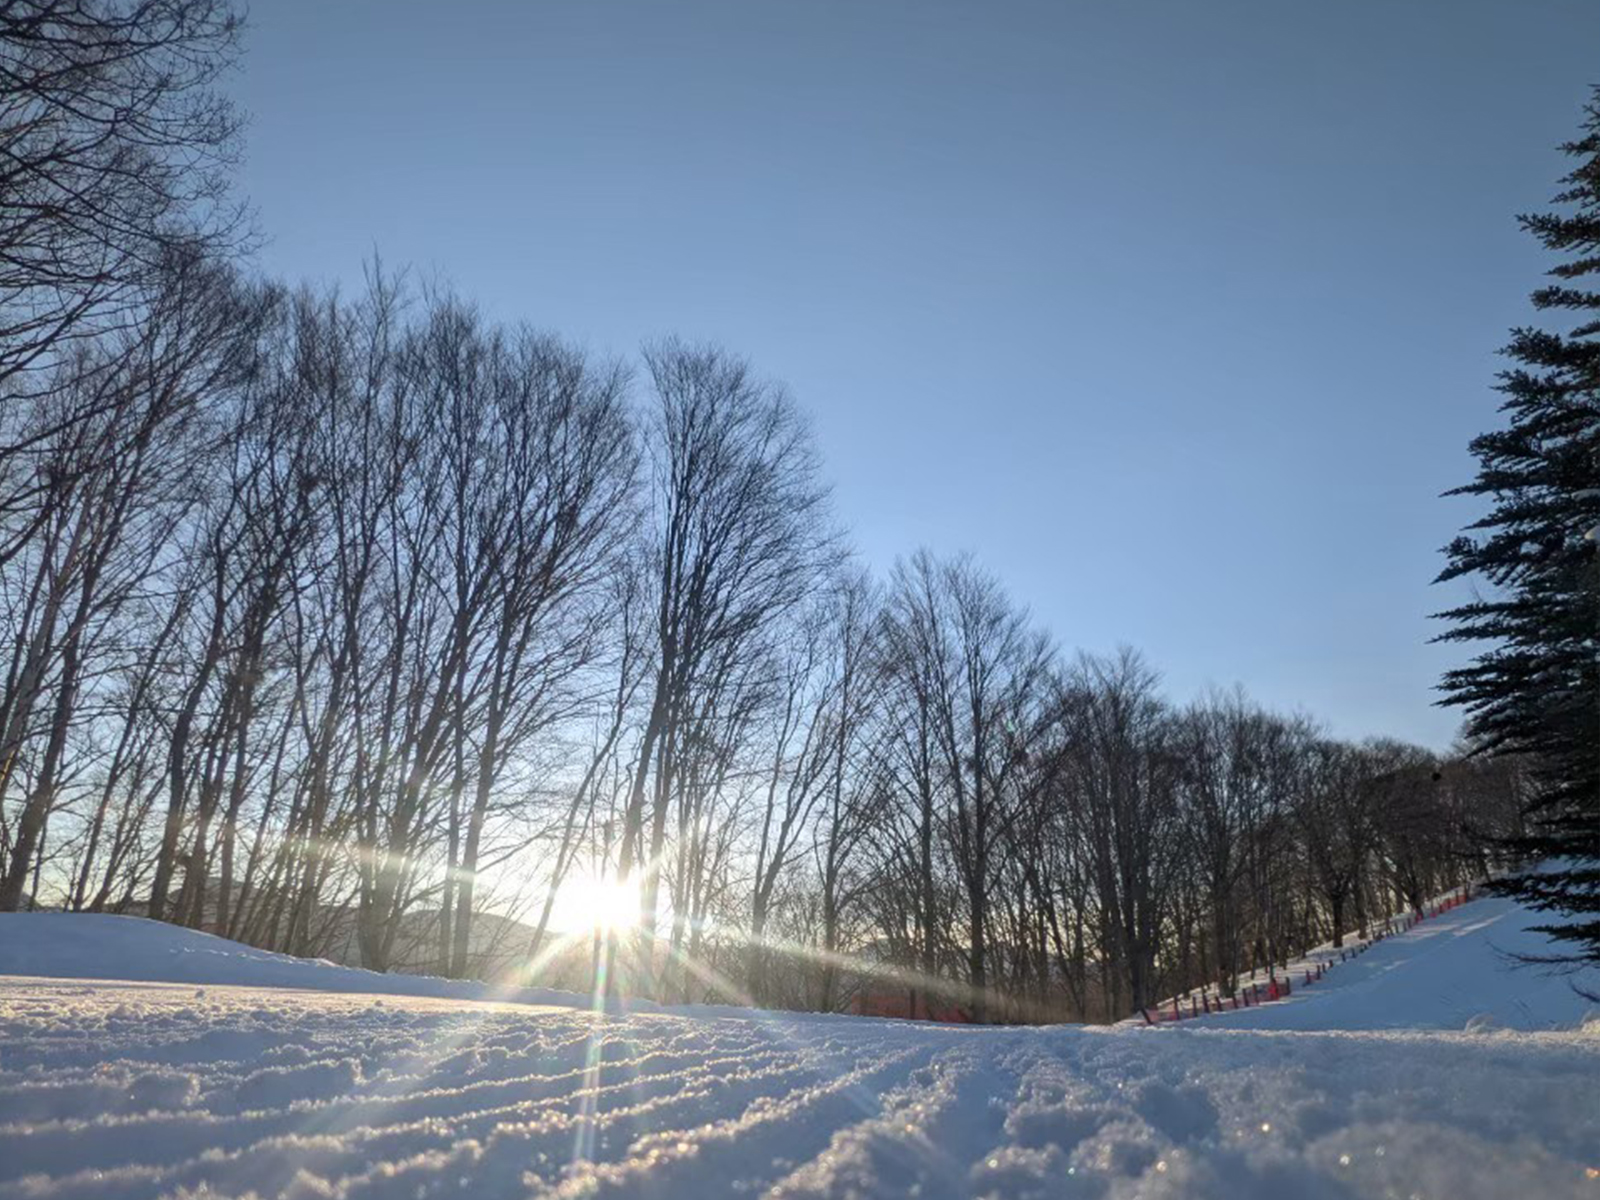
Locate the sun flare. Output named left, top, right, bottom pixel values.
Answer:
left=552, top=869, right=641, bottom=933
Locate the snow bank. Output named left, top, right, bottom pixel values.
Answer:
left=0, top=912, right=593, bottom=1008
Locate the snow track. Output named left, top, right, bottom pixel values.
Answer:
left=2, top=975, right=1598, bottom=1199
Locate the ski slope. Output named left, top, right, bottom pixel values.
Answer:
left=1, top=894, right=1597, bottom=1200
left=1207, top=889, right=1596, bottom=1032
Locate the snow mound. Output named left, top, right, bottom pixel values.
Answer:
left=0, top=913, right=589, bottom=1009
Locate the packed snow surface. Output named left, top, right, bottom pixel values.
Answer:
left=1, top=895, right=1597, bottom=1199
left=1192, top=889, right=1597, bottom=1032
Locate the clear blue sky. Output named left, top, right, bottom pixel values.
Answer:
left=230, top=1, right=1600, bottom=751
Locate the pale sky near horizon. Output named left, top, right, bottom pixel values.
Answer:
left=229, top=1, right=1600, bottom=751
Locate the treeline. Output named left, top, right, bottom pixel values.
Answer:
left=0, top=0, right=1531, bottom=1021
left=0, top=260, right=1529, bottom=1018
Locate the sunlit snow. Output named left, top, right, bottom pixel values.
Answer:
left=1, top=891, right=1596, bottom=1199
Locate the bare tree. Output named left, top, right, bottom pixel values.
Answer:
left=810, top=571, right=882, bottom=1011
left=0, top=0, right=247, bottom=563
left=1, top=257, right=269, bottom=911
left=1054, top=649, right=1177, bottom=1015
left=1297, top=739, right=1375, bottom=946
left=612, top=339, right=834, bottom=998
left=745, top=603, right=837, bottom=1000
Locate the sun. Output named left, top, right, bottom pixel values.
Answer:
left=550, top=869, right=641, bottom=934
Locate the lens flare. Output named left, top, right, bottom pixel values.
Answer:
left=553, top=870, right=640, bottom=933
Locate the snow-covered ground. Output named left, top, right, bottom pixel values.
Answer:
left=1, top=895, right=1597, bottom=1199
left=1200, top=890, right=1595, bottom=1032
left=1133, top=888, right=1598, bottom=1033
left=0, top=911, right=595, bottom=1009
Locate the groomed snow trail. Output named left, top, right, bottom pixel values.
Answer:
left=1169, top=887, right=1599, bottom=1032
left=1, top=897, right=1597, bottom=1200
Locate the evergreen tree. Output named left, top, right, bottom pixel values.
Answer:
left=1436, top=90, right=1600, bottom=963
